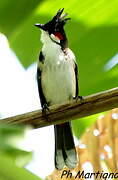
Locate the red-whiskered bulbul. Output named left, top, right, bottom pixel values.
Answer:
left=35, top=8, right=79, bottom=170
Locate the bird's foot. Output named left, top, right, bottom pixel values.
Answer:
left=42, top=103, right=50, bottom=121
left=73, top=96, right=84, bottom=103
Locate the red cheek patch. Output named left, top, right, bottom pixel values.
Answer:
left=54, top=32, right=64, bottom=40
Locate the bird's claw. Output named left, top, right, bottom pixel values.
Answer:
left=73, top=96, right=84, bottom=103
left=42, top=103, right=50, bottom=121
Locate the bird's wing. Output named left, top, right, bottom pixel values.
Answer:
left=74, top=61, right=79, bottom=98
left=37, top=51, right=47, bottom=108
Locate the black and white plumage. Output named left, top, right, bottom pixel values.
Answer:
left=35, top=8, right=78, bottom=170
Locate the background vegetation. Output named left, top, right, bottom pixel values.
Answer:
left=0, top=0, right=118, bottom=179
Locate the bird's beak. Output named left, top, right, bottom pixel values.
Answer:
left=35, top=23, right=46, bottom=30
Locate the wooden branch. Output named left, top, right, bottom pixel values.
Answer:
left=1, top=88, right=118, bottom=128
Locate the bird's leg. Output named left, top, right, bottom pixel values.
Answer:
left=73, top=95, right=84, bottom=103
left=42, top=103, right=50, bottom=121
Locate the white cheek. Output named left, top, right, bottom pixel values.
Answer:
left=50, top=34, right=60, bottom=43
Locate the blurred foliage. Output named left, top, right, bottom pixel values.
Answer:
left=0, top=124, right=32, bottom=165
left=48, top=109, right=118, bottom=180
left=72, top=113, right=104, bottom=139
left=0, top=155, right=41, bottom=180
left=0, top=0, right=118, bottom=178
left=0, top=124, right=41, bottom=179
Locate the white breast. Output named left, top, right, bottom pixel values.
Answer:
left=40, top=32, right=76, bottom=106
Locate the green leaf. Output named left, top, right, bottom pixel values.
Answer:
left=0, top=0, right=43, bottom=36
left=72, top=113, right=105, bottom=139
left=0, top=147, right=32, bottom=167
left=0, top=124, right=25, bottom=136
left=0, top=155, right=41, bottom=180
left=0, top=125, right=32, bottom=167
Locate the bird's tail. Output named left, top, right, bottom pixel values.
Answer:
left=54, top=122, right=77, bottom=170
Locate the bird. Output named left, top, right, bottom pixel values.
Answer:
left=35, top=8, right=79, bottom=170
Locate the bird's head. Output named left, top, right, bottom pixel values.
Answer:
left=35, top=8, right=70, bottom=49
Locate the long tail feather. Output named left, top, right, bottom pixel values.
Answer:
left=54, top=125, right=65, bottom=170
left=54, top=122, right=77, bottom=170
left=63, top=122, right=77, bottom=169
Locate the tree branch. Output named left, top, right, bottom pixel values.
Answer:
left=1, top=88, right=118, bottom=128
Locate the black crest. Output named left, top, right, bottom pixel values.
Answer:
left=35, top=8, right=70, bottom=34
left=35, top=8, right=70, bottom=49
